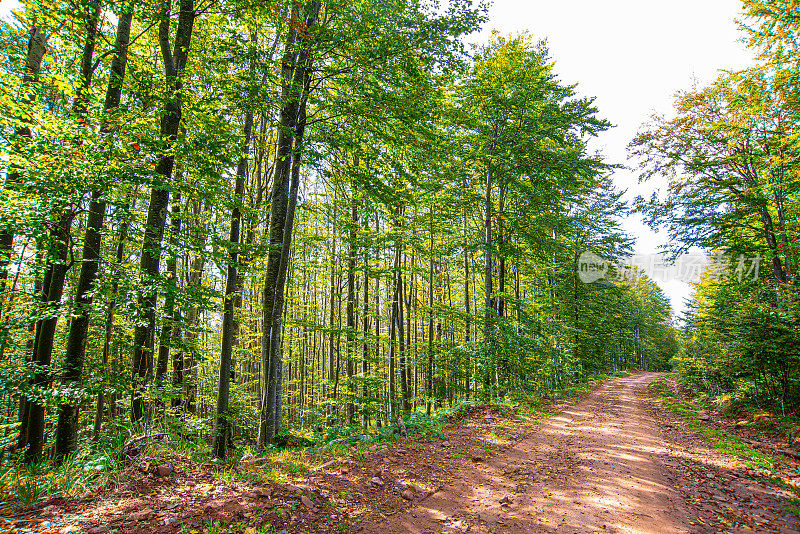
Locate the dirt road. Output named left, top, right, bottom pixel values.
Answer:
left=19, top=373, right=799, bottom=534
left=360, top=373, right=798, bottom=534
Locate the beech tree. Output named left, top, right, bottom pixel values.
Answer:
left=0, top=0, right=676, bottom=467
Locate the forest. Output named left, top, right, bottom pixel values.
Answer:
left=632, top=0, right=800, bottom=419
left=0, top=0, right=792, bottom=503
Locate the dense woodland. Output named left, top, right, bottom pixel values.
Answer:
left=8, top=0, right=795, bottom=475
left=633, top=0, right=800, bottom=417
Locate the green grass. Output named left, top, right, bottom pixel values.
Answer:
left=789, top=498, right=800, bottom=518
left=650, top=374, right=792, bottom=480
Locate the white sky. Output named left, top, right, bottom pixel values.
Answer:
left=0, top=0, right=16, bottom=20
left=477, top=0, right=756, bottom=318
left=1, top=0, right=755, bottom=317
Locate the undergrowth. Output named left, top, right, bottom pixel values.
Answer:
left=649, top=374, right=797, bottom=485
left=1, top=372, right=613, bottom=510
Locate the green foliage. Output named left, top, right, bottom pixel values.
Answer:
left=633, top=2, right=800, bottom=418
left=0, top=0, right=676, bottom=496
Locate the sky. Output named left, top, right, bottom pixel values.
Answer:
left=476, top=0, right=756, bottom=318
left=0, top=0, right=756, bottom=317
left=0, top=0, right=16, bottom=20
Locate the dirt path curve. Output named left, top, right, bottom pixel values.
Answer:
left=365, top=373, right=692, bottom=534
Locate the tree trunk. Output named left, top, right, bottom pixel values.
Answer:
left=259, top=0, right=320, bottom=446
left=156, top=191, right=181, bottom=384
left=484, top=145, right=494, bottom=336
left=56, top=2, right=134, bottom=459
left=259, top=2, right=303, bottom=445
left=131, top=0, right=195, bottom=421
left=214, top=104, right=254, bottom=459
left=345, top=189, right=358, bottom=425
left=94, top=203, right=131, bottom=440
left=362, top=244, right=370, bottom=428
left=25, top=211, right=74, bottom=463
left=180, top=199, right=206, bottom=413
left=427, top=213, right=434, bottom=416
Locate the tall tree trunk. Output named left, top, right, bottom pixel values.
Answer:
left=56, top=2, right=134, bottom=459
left=180, top=199, right=206, bottom=413
left=131, top=0, right=195, bottom=421
left=264, top=70, right=312, bottom=441
left=362, top=244, right=370, bottom=428
left=484, top=146, right=494, bottom=335
left=10, top=24, right=54, bottom=453
left=427, top=204, right=435, bottom=415
left=403, top=250, right=412, bottom=412
left=214, top=104, right=254, bottom=459
left=327, top=248, right=336, bottom=404
left=497, top=178, right=506, bottom=318
left=25, top=212, right=74, bottom=462
left=463, top=204, right=471, bottom=396
left=258, top=1, right=302, bottom=445
left=156, top=191, right=180, bottom=383
left=259, top=0, right=320, bottom=446
left=395, top=234, right=409, bottom=413
left=388, top=248, right=399, bottom=419
left=94, top=202, right=131, bottom=440
left=345, top=190, right=358, bottom=425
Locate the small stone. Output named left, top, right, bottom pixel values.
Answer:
left=301, top=495, right=315, bottom=509
left=41, top=505, right=63, bottom=516
left=129, top=508, right=154, bottom=521
left=401, top=490, right=414, bottom=501
left=370, top=477, right=385, bottom=487
left=697, top=411, right=710, bottom=421
left=162, top=518, right=178, bottom=526
left=369, top=444, right=378, bottom=451
left=472, top=456, right=484, bottom=462
left=499, top=495, right=512, bottom=504
left=736, top=420, right=749, bottom=428
left=319, top=460, right=337, bottom=470
left=156, top=464, right=172, bottom=477
left=223, top=499, right=243, bottom=513
left=88, top=526, right=109, bottom=534
left=60, top=527, right=79, bottom=534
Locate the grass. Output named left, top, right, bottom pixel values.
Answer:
left=649, top=374, right=794, bottom=481
left=0, top=453, right=101, bottom=510
left=652, top=375, right=800, bottom=521
left=0, top=373, right=612, bottom=512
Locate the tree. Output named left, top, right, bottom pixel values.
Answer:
left=131, top=0, right=196, bottom=422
